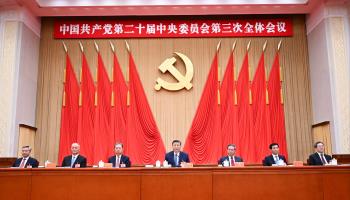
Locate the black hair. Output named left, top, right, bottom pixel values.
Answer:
left=269, top=143, right=279, bottom=149
left=314, top=141, right=324, bottom=148
left=172, top=140, right=181, bottom=145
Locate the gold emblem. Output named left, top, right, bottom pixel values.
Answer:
left=155, top=52, right=194, bottom=91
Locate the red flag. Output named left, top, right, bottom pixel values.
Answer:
left=184, top=51, right=222, bottom=164
left=126, top=52, right=166, bottom=164
left=236, top=53, right=255, bottom=163
left=221, top=50, right=239, bottom=155
left=77, top=53, right=95, bottom=165
left=111, top=53, right=128, bottom=144
left=93, top=53, right=114, bottom=164
left=268, top=53, right=288, bottom=159
left=251, top=53, right=272, bottom=163
left=58, top=54, right=80, bottom=164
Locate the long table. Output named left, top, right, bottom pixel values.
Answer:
left=1, top=166, right=349, bottom=200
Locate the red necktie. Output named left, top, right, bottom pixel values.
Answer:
left=230, top=157, right=235, bottom=166
left=19, top=158, right=27, bottom=168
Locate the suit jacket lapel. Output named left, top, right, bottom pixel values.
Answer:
left=315, top=153, right=323, bottom=164
left=24, top=157, right=29, bottom=167
left=74, top=155, right=80, bottom=165
left=69, top=155, right=73, bottom=166
left=120, top=155, right=124, bottom=164
left=271, top=155, right=276, bottom=164
left=170, top=152, right=175, bottom=164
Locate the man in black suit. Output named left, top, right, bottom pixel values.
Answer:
left=308, top=141, right=332, bottom=165
left=12, top=145, right=39, bottom=168
left=165, top=140, right=190, bottom=167
left=263, top=143, right=287, bottom=166
left=218, top=144, right=243, bottom=166
left=108, top=143, right=131, bottom=168
left=61, top=143, right=87, bottom=168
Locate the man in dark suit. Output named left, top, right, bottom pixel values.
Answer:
left=12, top=145, right=39, bottom=168
left=108, top=143, right=131, bottom=168
left=218, top=144, right=243, bottom=166
left=165, top=140, right=190, bottom=167
left=61, top=143, right=87, bottom=168
left=263, top=143, right=287, bottom=166
left=308, top=141, right=332, bottom=165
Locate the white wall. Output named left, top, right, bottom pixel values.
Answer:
left=0, top=7, right=40, bottom=156
left=307, top=2, right=350, bottom=154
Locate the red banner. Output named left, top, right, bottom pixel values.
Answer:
left=54, top=18, right=292, bottom=38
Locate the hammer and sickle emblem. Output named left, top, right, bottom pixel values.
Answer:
left=154, top=52, right=194, bottom=91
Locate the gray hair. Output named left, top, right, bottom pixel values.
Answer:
left=115, top=143, right=123, bottom=148
left=227, top=144, right=236, bottom=149
left=22, top=145, right=32, bottom=151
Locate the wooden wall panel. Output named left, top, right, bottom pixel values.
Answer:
left=35, top=15, right=313, bottom=164
left=312, top=122, right=332, bottom=155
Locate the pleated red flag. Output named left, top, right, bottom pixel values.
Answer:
left=111, top=53, right=128, bottom=144
left=58, top=54, right=80, bottom=164
left=251, top=53, right=272, bottom=163
left=221, top=50, right=240, bottom=155
left=125, top=52, right=166, bottom=164
left=236, top=53, right=255, bottom=163
left=268, top=53, right=288, bottom=159
left=184, top=51, right=222, bottom=164
left=93, top=53, right=114, bottom=164
left=77, top=53, right=95, bottom=165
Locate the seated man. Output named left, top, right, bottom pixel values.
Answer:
left=308, top=141, right=332, bottom=165
left=165, top=140, right=190, bottom=167
left=263, top=143, right=287, bottom=166
left=12, top=145, right=39, bottom=168
left=108, top=143, right=131, bottom=168
left=218, top=144, right=243, bottom=166
left=61, top=143, right=87, bottom=168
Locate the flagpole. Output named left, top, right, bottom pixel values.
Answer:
left=232, top=41, right=238, bottom=105
left=62, top=41, right=68, bottom=106
left=125, top=40, right=130, bottom=106
left=94, top=41, right=99, bottom=106
left=78, top=41, right=84, bottom=106
left=277, top=39, right=284, bottom=104
left=278, top=39, right=283, bottom=81
left=110, top=41, right=115, bottom=107
left=216, top=40, right=221, bottom=105
left=263, top=40, right=269, bottom=105
left=247, top=40, right=252, bottom=105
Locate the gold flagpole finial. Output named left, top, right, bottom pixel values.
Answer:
left=109, top=41, right=115, bottom=53
left=278, top=39, right=282, bottom=51
left=94, top=41, right=99, bottom=52
left=62, top=41, right=68, bottom=53
left=216, top=40, right=221, bottom=51
left=125, top=40, right=130, bottom=52
left=247, top=40, right=251, bottom=51
left=263, top=40, right=268, bottom=52
left=232, top=40, right=237, bottom=52
left=79, top=41, right=84, bottom=52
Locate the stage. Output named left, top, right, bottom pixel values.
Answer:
left=1, top=166, right=349, bottom=200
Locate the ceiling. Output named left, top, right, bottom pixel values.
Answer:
left=0, top=0, right=348, bottom=16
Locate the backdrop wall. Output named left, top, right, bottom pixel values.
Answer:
left=35, top=15, right=313, bottom=164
